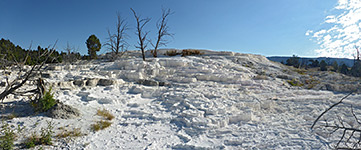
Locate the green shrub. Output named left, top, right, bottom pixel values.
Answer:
left=24, top=121, right=54, bottom=148
left=0, top=123, right=16, bottom=150
left=0, top=122, right=24, bottom=150
left=32, top=87, right=57, bottom=112
left=24, top=133, right=37, bottom=148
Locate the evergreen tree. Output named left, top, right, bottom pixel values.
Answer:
left=350, top=61, right=361, bottom=77
left=286, top=55, right=300, bottom=68
left=339, top=63, right=349, bottom=75
left=0, top=38, right=63, bottom=65
left=320, top=60, right=327, bottom=71
left=86, top=35, right=101, bottom=59
left=332, top=61, right=339, bottom=72
left=309, top=60, right=319, bottom=68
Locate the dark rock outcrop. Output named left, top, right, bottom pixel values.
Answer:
left=46, top=101, right=80, bottom=119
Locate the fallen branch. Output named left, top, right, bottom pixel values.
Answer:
left=0, top=41, right=57, bottom=103
left=311, top=92, right=353, bottom=129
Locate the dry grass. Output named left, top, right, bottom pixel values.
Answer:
left=91, top=120, right=112, bottom=132
left=96, top=109, right=115, bottom=120
left=2, top=113, right=17, bottom=120
left=56, top=128, right=83, bottom=138
left=91, top=109, right=114, bottom=132
left=295, top=68, right=307, bottom=75
left=287, top=79, right=304, bottom=87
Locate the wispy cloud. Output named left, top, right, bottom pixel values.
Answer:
left=307, top=0, right=361, bottom=58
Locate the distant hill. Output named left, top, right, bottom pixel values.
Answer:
left=267, top=56, right=355, bottom=67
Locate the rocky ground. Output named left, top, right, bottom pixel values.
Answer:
left=1, top=50, right=361, bottom=149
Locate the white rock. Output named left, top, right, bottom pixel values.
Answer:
left=159, top=59, right=188, bottom=67
left=121, top=71, right=144, bottom=81
left=228, top=111, right=253, bottom=124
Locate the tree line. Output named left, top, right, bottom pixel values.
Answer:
left=284, top=53, right=361, bottom=77
left=0, top=39, right=65, bottom=66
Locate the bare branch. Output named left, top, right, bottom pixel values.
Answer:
left=337, top=129, right=347, bottom=147
left=131, top=8, right=151, bottom=61
left=0, top=40, right=57, bottom=103
left=351, top=106, right=361, bottom=125
left=311, top=92, right=353, bottom=129
left=152, top=8, right=174, bottom=57
left=105, top=12, right=129, bottom=60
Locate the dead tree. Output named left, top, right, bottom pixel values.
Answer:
left=0, top=41, right=57, bottom=104
left=131, top=8, right=151, bottom=61
left=151, top=8, right=174, bottom=58
left=64, top=42, right=75, bottom=63
left=105, top=12, right=128, bottom=60
left=311, top=92, right=361, bottom=149
left=355, top=46, right=360, bottom=62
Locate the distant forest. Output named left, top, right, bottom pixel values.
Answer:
left=268, top=55, right=361, bottom=77
left=0, top=38, right=81, bottom=66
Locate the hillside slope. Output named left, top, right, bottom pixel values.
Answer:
left=1, top=50, right=360, bottom=149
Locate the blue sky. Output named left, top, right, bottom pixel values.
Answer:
left=2, top=0, right=355, bottom=57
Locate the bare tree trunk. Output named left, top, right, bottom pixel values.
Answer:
left=106, top=12, right=128, bottom=60
left=152, top=8, right=173, bottom=58
left=131, top=8, right=151, bottom=61
left=64, top=42, right=74, bottom=63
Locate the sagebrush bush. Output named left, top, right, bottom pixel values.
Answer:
left=32, top=87, right=57, bottom=112
left=181, top=49, right=203, bottom=57
left=165, top=50, right=178, bottom=56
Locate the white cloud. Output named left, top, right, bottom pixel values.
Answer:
left=305, top=30, right=313, bottom=36
left=336, top=0, right=348, bottom=9
left=307, top=0, right=361, bottom=58
left=325, top=15, right=337, bottom=23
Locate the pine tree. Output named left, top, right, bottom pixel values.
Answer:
left=339, top=63, right=349, bottom=75
left=286, top=55, right=300, bottom=68
left=320, top=60, right=327, bottom=71
left=350, top=61, right=361, bottom=77
left=332, top=61, right=339, bottom=72
left=86, top=35, right=101, bottom=59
